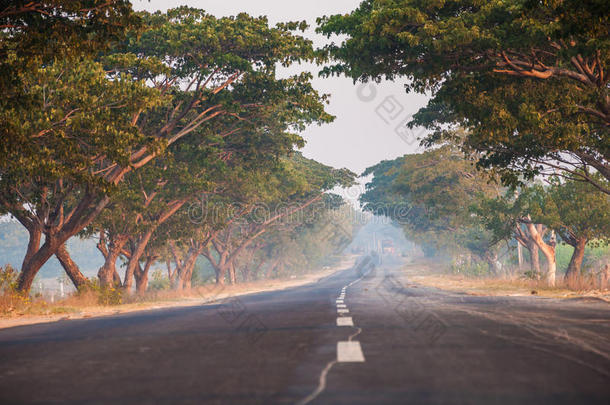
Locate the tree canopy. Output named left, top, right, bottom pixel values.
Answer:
left=318, top=0, right=610, bottom=192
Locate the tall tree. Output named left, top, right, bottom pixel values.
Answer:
left=531, top=177, right=610, bottom=279
left=361, top=145, right=504, bottom=271
left=2, top=7, right=332, bottom=293
left=318, top=0, right=610, bottom=192
left=202, top=153, right=355, bottom=285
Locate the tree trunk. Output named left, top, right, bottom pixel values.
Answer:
left=527, top=223, right=556, bottom=286
left=266, top=257, right=281, bottom=279
left=175, top=252, right=199, bottom=290
left=21, top=226, right=42, bottom=273
left=517, top=241, right=523, bottom=270
left=528, top=240, right=541, bottom=279
left=171, top=244, right=204, bottom=291
left=98, top=253, right=120, bottom=288
left=97, top=237, right=127, bottom=288
left=229, top=261, right=236, bottom=285
left=17, top=238, right=59, bottom=293
left=484, top=251, right=502, bottom=277
left=123, top=229, right=154, bottom=292
left=135, top=258, right=153, bottom=294
left=184, top=267, right=193, bottom=290
left=167, top=259, right=177, bottom=285
left=565, top=238, right=587, bottom=281
left=215, top=264, right=228, bottom=285
left=56, top=243, right=89, bottom=290
left=15, top=194, right=111, bottom=294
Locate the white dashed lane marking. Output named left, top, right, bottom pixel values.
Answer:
left=337, top=317, right=354, bottom=326
left=297, top=268, right=373, bottom=405
left=337, top=341, right=365, bottom=362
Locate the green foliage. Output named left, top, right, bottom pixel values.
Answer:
left=451, top=261, right=490, bottom=278
left=318, top=0, right=610, bottom=190
left=1, top=5, right=338, bottom=293
left=149, top=270, right=171, bottom=291
left=541, top=176, right=610, bottom=247
left=0, top=264, right=18, bottom=292
left=556, top=242, right=610, bottom=274
left=82, top=279, right=123, bottom=306
left=360, top=144, right=502, bottom=258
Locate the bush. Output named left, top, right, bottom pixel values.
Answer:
left=0, top=264, right=18, bottom=292
left=451, top=260, right=490, bottom=277
left=149, top=269, right=170, bottom=290
left=79, top=278, right=123, bottom=306
left=0, top=264, right=30, bottom=315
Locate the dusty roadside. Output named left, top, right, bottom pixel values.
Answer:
left=0, top=256, right=357, bottom=329
left=400, top=259, right=610, bottom=303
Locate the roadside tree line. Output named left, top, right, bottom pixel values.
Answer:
left=319, top=0, right=609, bottom=286
left=0, top=2, right=356, bottom=295
left=361, top=141, right=610, bottom=285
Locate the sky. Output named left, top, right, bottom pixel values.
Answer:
left=132, top=1, right=431, bottom=200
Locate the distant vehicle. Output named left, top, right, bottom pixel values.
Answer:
left=382, top=239, right=395, bottom=255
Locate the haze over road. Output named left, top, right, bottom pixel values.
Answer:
left=1, top=258, right=609, bottom=404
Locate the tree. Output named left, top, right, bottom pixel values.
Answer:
left=318, top=0, right=610, bottom=192
left=531, top=177, right=610, bottom=279
left=361, top=145, right=504, bottom=271
left=0, top=58, right=160, bottom=292
left=474, top=195, right=545, bottom=279
left=2, top=7, right=332, bottom=293
left=202, top=153, right=355, bottom=285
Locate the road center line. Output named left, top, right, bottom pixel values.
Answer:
left=337, top=341, right=365, bottom=362
left=337, top=317, right=354, bottom=326
left=295, top=360, right=337, bottom=405
left=348, top=327, right=362, bottom=341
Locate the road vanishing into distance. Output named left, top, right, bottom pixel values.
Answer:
left=1, top=257, right=609, bottom=404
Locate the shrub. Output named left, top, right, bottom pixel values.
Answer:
left=149, top=269, right=170, bottom=290
left=0, top=264, right=30, bottom=315
left=78, top=278, right=123, bottom=306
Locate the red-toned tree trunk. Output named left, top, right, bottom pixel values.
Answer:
left=565, top=237, right=588, bottom=281
left=56, top=243, right=89, bottom=290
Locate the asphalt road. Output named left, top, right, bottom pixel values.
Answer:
left=0, top=258, right=609, bottom=404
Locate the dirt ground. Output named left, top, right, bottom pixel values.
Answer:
left=401, top=259, right=610, bottom=303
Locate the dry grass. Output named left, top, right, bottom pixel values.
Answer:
left=402, top=260, right=610, bottom=301
left=0, top=258, right=356, bottom=328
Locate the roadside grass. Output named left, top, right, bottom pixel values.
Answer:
left=0, top=283, right=242, bottom=318
left=0, top=259, right=355, bottom=322
left=403, top=260, right=610, bottom=301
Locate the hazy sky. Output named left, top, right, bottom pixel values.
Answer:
left=132, top=1, right=430, bottom=180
